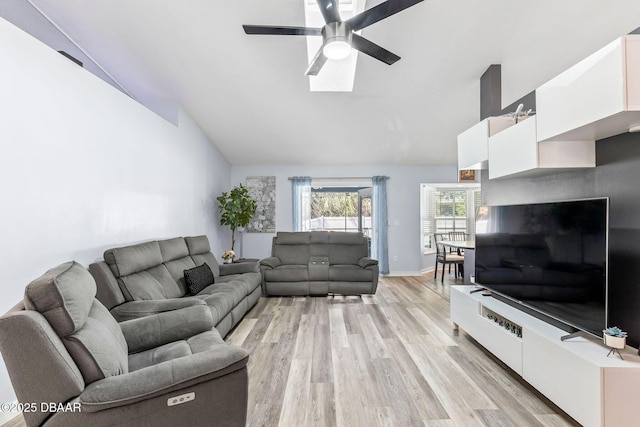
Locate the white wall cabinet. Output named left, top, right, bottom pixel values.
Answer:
left=451, top=286, right=640, bottom=427
left=458, top=35, right=640, bottom=179
left=487, top=116, right=595, bottom=179
left=536, top=35, right=640, bottom=142
left=457, top=116, right=514, bottom=170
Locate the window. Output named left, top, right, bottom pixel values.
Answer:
left=421, top=184, right=481, bottom=254
left=310, top=187, right=371, bottom=237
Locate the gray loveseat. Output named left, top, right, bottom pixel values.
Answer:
left=89, top=235, right=261, bottom=337
left=0, top=261, right=248, bottom=427
left=260, top=231, right=379, bottom=296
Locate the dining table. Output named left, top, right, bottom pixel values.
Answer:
left=439, top=239, right=475, bottom=284
left=439, top=240, right=475, bottom=251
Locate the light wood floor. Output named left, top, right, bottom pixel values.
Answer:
left=228, top=272, right=579, bottom=427
left=2, top=271, right=578, bottom=427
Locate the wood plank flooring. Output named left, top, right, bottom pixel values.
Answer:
left=228, top=272, right=579, bottom=427
left=1, top=271, right=579, bottom=427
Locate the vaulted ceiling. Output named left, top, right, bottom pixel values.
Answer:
left=5, top=1, right=640, bottom=165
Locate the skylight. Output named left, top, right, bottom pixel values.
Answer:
left=304, top=0, right=365, bottom=92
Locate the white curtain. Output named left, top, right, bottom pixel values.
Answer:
left=291, top=176, right=311, bottom=231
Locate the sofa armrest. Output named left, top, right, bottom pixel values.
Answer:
left=79, top=341, right=249, bottom=412
left=219, top=261, right=259, bottom=275
left=110, top=299, right=207, bottom=321
left=260, top=257, right=282, bottom=269
left=358, top=257, right=379, bottom=268
left=120, top=305, right=215, bottom=353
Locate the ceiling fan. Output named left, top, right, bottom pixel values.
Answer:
left=242, top=0, right=424, bottom=76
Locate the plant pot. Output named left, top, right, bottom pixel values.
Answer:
left=224, top=259, right=233, bottom=264
left=604, top=334, right=626, bottom=349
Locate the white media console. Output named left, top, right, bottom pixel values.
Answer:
left=450, top=285, right=640, bottom=427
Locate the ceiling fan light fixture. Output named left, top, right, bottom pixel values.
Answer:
left=321, top=21, right=352, bottom=60
left=323, top=39, right=351, bottom=60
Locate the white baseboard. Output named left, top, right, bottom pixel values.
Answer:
left=0, top=403, right=20, bottom=424
left=384, top=271, right=424, bottom=277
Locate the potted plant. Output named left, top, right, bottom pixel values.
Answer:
left=603, top=326, right=627, bottom=349
left=216, top=184, right=257, bottom=252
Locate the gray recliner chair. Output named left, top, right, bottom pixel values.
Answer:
left=0, top=261, right=248, bottom=427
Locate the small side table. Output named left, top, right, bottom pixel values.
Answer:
left=233, top=258, right=260, bottom=263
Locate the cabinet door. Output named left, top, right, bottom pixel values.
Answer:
left=603, top=368, right=640, bottom=426
left=536, top=37, right=626, bottom=141
left=458, top=117, right=514, bottom=170
left=450, top=289, right=523, bottom=374
left=523, top=330, right=602, bottom=427
left=488, top=117, right=538, bottom=179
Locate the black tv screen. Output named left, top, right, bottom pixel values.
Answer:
left=475, top=198, right=608, bottom=337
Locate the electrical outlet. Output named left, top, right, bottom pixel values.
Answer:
left=393, top=255, right=398, bottom=261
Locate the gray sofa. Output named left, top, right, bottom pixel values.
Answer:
left=89, top=235, right=261, bottom=337
left=0, top=261, right=248, bottom=427
left=260, top=231, right=379, bottom=296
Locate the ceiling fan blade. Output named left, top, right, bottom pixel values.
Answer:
left=351, top=34, right=400, bottom=65
left=346, top=0, right=424, bottom=31
left=305, top=48, right=328, bottom=76
left=243, top=25, right=322, bottom=36
left=316, top=0, right=341, bottom=24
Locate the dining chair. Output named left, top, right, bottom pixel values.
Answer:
left=434, top=234, right=464, bottom=283
left=449, top=231, right=467, bottom=241
left=448, top=231, right=467, bottom=254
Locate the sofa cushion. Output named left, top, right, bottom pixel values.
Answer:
left=24, top=261, right=95, bottom=336
left=194, top=292, right=235, bottom=325
left=105, top=241, right=163, bottom=278
left=197, top=283, right=246, bottom=306
left=158, top=237, right=190, bottom=262
left=274, top=232, right=311, bottom=244
left=214, top=276, right=247, bottom=296
left=64, top=301, right=129, bottom=384
left=274, top=245, right=311, bottom=265
left=216, top=272, right=261, bottom=296
left=320, top=232, right=368, bottom=264
left=186, top=236, right=221, bottom=277
left=185, top=235, right=211, bottom=254
left=264, top=265, right=309, bottom=282
left=329, top=265, right=373, bottom=282
left=272, top=232, right=312, bottom=264
left=163, top=256, right=196, bottom=294
left=310, top=231, right=330, bottom=244
left=328, top=232, right=367, bottom=245
left=128, top=340, right=192, bottom=372
left=120, top=264, right=183, bottom=300
left=184, top=263, right=214, bottom=295
left=328, top=243, right=368, bottom=265
left=24, top=261, right=128, bottom=385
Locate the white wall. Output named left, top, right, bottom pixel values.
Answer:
left=0, top=17, right=230, bottom=407
left=230, top=164, right=458, bottom=275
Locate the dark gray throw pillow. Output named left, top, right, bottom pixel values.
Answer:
left=184, top=263, right=214, bottom=295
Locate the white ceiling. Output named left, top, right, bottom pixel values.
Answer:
left=19, top=1, right=640, bottom=165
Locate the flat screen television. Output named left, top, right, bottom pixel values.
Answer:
left=474, top=198, right=608, bottom=337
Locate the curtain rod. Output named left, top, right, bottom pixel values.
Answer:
left=287, top=176, right=390, bottom=180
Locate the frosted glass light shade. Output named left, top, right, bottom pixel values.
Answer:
left=323, top=40, right=351, bottom=60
